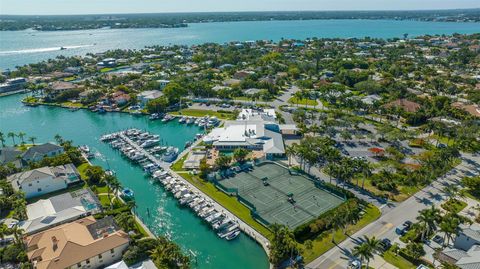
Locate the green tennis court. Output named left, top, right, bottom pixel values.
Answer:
left=219, top=162, right=344, bottom=229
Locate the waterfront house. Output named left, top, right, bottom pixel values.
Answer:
left=0, top=77, right=27, bottom=94
left=22, top=142, right=64, bottom=163
left=25, top=216, right=130, bottom=269
left=0, top=146, right=23, bottom=168
left=138, top=90, right=163, bottom=106
left=7, top=163, right=80, bottom=199
left=19, top=189, right=101, bottom=235
left=106, top=259, right=157, bottom=269
left=112, top=91, right=131, bottom=106
left=97, top=58, right=117, bottom=68
left=47, top=81, right=77, bottom=98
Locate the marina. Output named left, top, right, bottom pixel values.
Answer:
left=101, top=128, right=242, bottom=241
left=0, top=93, right=269, bottom=269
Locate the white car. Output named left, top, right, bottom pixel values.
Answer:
left=348, top=259, right=361, bottom=269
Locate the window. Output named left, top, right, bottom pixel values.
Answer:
left=28, top=183, right=32, bottom=186
left=110, top=249, right=114, bottom=254
left=37, top=188, right=42, bottom=192
left=77, top=263, right=81, bottom=268
left=86, top=259, right=90, bottom=264
left=98, top=254, right=102, bottom=259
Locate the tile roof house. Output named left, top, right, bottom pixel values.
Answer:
left=19, top=189, right=101, bottom=235
left=384, top=98, right=422, bottom=113
left=21, top=143, right=64, bottom=163
left=25, top=216, right=130, bottom=269
left=7, top=164, right=80, bottom=199
left=112, top=91, right=131, bottom=106
left=452, top=102, right=480, bottom=118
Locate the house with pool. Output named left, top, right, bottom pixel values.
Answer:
left=7, top=163, right=81, bottom=199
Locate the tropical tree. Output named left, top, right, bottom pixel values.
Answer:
left=0, top=132, right=5, bottom=147
left=150, top=237, right=190, bottom=269
left=7, top=132, right=16, bottom=146
left=285, top=144, right=297, bottom=167
left=233, top=148, right=249, bottom=163
left=269, top=224, right=299, bottom=266
left=114, top=212, right=136, bottom=232
left=17, top=132, right=26, bottom=145
left=28, top=136, right=37, bottom=145
left=416, top=205, right=441, bottom=242
left=439, top=215, right=460, bottom=247
left=352, top=243, right=374, bottom=268
left=404, top=242, right=426, bottom=260
left=215, top=155, right=232, bottom=171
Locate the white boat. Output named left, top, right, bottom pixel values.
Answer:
left=205, top=212, right=222, bottom=223
left=225, top=230, right=241, bottom=241
left=213, top=219, right=232, bottom=230
left=140, top=139, right=159, bottom=148
left=218, top=224, right=239, bottom=238
left=179, top=116, right=187, bottom=123
left=162, top=147, right=179, bottom=162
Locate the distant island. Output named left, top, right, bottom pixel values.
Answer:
left=1, top=9, right=479, bottom=31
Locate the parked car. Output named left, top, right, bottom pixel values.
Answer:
left=395, top=220, right=413, bottom=235
left=379, top=238, right=392, bottom=251
left=348, top=259, right=361, bottom=269
left=432, top=235, right=444, bottom=245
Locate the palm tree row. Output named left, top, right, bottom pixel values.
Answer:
left=0, top=131, right=37, bottom=147
left=352, top=235, right=381, bottom=269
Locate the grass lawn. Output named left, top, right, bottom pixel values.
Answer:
left=465, top=191, right=480, bottom=202
left=300, top=204, right=381, bottom=263
left=171, top=154, right=188, bottom=171
left=177, top=172, right=272, bottom=238
left=383, top=250, right=417, bottom=269
left=288, top=97, right=318, bottom=106
left=77, top=163, right=90, bottom=180
left=61, top=101, right=84, bottom=108
left=100, top=67, right=115, bottom=73
left=358, top=177, right=410, bottom=202
left=171, top=108, right=237, bottom=120
left=441, top=199, right=468, bottom=214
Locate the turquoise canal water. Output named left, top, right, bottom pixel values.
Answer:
left=0, top=93, right=269, bottom=269
left=1, top=19, right=480, bottom=69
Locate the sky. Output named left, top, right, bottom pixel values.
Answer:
left=0, top=0, right=479, bottom=15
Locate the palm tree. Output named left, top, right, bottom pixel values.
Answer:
left=109, top=177, right=122, bottom=207
left=0, top=132, right=5, bottom=147
left=54, top=134, right=63, bottom=144
left=17, top=132, right=26, bottom=145
left=285, top=144, right=297, bottom=167
left=416, top=205, right=440, bottom=242
left=352, top=236, right=381, bottom=268
left=352, top=243, right=374, bottom=268
left=7, top=132, right=16, bottom=146
left=439, top=215, right=460, bottom=247
left=29, top=136, right=37, bottom=145
left=10, top=225, right=24, bottom=244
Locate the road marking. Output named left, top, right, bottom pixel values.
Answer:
left=375, top=223, right=394, bottom=237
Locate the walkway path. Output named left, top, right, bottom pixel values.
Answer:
left=117, top=132, right=272, bottom=262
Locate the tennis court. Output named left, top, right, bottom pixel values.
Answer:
left=219, top=162, right=344, bottom=229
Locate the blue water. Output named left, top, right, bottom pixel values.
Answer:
left=1, top=19, right=479, bottom=69
left=0, top=94, right=269, bottom=269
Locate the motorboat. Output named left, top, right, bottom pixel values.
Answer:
left=225, top=230, right=241, bottom=241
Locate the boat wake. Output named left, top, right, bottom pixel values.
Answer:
left=0, top=44, right=94, bottom=55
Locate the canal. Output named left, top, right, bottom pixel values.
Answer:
left=0, top=93, right=269, bottom=269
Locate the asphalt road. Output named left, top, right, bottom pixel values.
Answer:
left=306, top=152, right=480, bottom=269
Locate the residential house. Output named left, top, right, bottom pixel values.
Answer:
left=19, top=189, right=101, bottom=235
left=112, top=91, right=131, bottom=106
left=452, top=102, right=480, bottom=118
left=0, top=77, right=27, bottom=94
left=157, top=80, right=170, bottom=90
left=233, top=70, right=255, bottom=80
left=0, top=146, right=23, bottom=168
left=97, top=58, right=117, bottom=68
left=7, top=163, right=80, bottom=199
left=25, top=216, right=129, bottom=269
left=47, top=81, right=77, bottom=98
left=22, top=143, right=64, bottom=163
left=438, top=224, right=480, bottom=269
left=138, top=90, right=163, bottom=106
left=384, top=98, right=422, bottom=113
left=106, top=259, right=157, bottom=269
left=454, top=223, right=480, bottom=251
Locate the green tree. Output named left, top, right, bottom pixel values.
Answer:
left=85, top=165, right=104, bottom=185
left=7, top=132, right=16, bottom=146
left=404, top=242, right=426, bottom=260
left=233, top=148, right=249, bottom=163
left=215, top=155, right=231, bottom=171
